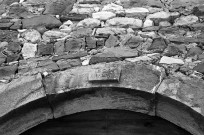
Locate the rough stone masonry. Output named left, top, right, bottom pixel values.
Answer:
left=0, top=0, right=204, bottom=135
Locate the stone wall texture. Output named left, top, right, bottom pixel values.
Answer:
left=0, top=0, right=204, bottom=135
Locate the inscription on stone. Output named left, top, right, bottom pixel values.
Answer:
left=89, top=65, right=121, bottom=82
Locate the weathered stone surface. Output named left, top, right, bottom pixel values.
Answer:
left=147, top=11, right=170, bottom=20
left=60, top=14, right=88, bottom=22
left=43, top=61, right=163, bottom=117
left=148, top=38, right=167, bottom=52
left=7, top=42, right=21, bottom=53
left=106, top=17, right=143, bottom=28
left=105, top=35, right=118, bottom=48
left=92, top=11, right=116, bottom=20
left=143, top=19, right=154, bottom=27
left=0, top=30, right=18, bottom=42
left=22, top=15, right=62, bottom=29
left=56, top=59, right=81, bottom=70
left=85, top=36, right=96, bottom=49
left=21, top=29, right=41, bottom=43
left=156, top=73, right=204, bottom=135
left=96, top=27, right=127, bottom=35
left=65, top=38, right=85, bottom=52
left=77, top=18, right=100, bottom=28
left=37, top=43, right=54, bottom=56
left=43, top=0, right=76, bottom=15
left=0, top=64, right=17, bottom=80
left=159, top=56, right=184, bottom=65
left=174, top=15, right=198, bottom=26
left=22, top=43, right=37, bottom=59
left=194, top=62, right=204, bottom=74
left=54, top=40, right=65, bottom=55
left=104, top=47, right=138, bottom=58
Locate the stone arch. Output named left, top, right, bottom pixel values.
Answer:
left=0, top=61, right=204, bottom=135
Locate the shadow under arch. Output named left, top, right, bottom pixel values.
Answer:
left=0, top=86, right=203, bottom=135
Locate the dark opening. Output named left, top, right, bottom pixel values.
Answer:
left=21, top=109, right=192, bottom=135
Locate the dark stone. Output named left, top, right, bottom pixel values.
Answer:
left=0, top=52, right=6, bottom=65
left=79, top=0, right=101, bottom=4
left=89, top=52, right=122, bottom=65
left=37, top=59, right=59, bottom=72
left=0, top=64, right=17, bottom=79
left=96, top=38, right=105, bottom=47
left=6, top=53, right=21, bottom=63
left=169, top=37, right=204, bottom=43
left=125, top=36, right=143, bottom=49
left=56, top=59, right=81, bottom=70
left=52, top=51, right=88, bottom=61
left=22, top=15, right=62, bottom=29
left=86, top=36, right=96, bottom=49
left=60, top=14, right=89, bottom=22
left=54, top=40, right=65, bottom=55
left=71, top=28, right=93, bottom=38
left=105, top=35, right=118, bottom=48
left=193, top=6, right=204, bottom=17
left=35, top=25, right=48, bottom=34
left=148, top=38, right=167, bottom=52
left=164, top=45, right=180, bottom=57
left=193, top=62, right=204, bottom=74
left=37, top=43, right=54, bottom=56
left=0, top=4, right=8, bottom=15
left=7, top=42, right=21, bottom=53
left=0, top=18, right=11, bottom=23
left=0, top=30, right=18, bottom=42
left=187, top=47, right=203, bottom=57
left=65, top=38, right=85, bottom=52
left=8, top=5, right=33, bottom=18
left=43, top=0, right=76, bottom=15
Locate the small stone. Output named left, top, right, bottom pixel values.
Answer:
left=22, top=15, right=62, bottom=29
left=71, top=28, right=93, bottom=38
left=174, top=15, right=198, bottom=26
left=89, top=52, right=122, bottom=65
left=105, top=35, right=118, bottom=48
left=164, top=45, right=180, bottom=57
left=102, top=3, right=124, bottom=12
left=56, top=59, right=81, bottom=70
left=22, top=43, right=37, bottom=59
left=37, top=59, right=59, bottom=72
left=65, top=38, right=85, bottom=52
left=35, top=26, right=48, bottom=34
left=124, top=35, right=144, bottom=48
left=92, top=11, right=116, bottom=20
left=143, top=19, right=154, bottom=27
left=148, top=38, right=167, bottom=52
left=106, top=17, right=143, bottom=28
left=10, top=20, right=22, bottom=30
left=0, top=42, right=8, bottom=50
left=37, top=43, right=54, bottom=56
left=43, top=30, right=68, bottom=39
left=0, top=64, right=17, bottom=80
left=7, top=42, right=21, bottom=53
left=96, top=27, right=127, bottom=35
left=125, top=7, right=149, bottom=18
left=54, top=40, right=65, bottom=55
left=6, top=53, right=21, bottom=63
left=193, top=62, right=204, bottom=74
left=104, top=47, right=138, bottom=58
left=60, top=14, right=89, bottom=22
left=77, top=18, right=101, bottom=28
left=86, top=36, right=96, bottom=49
left=21, top=29, right=41, bottom=43
left=0, top=30, right=18, bottom=42
left=159, top=21, right=171, bottom=27
left=187, top=47, right=203, bottom=57
left=147, top=11, right=170, bottom=20
left=159, top=56, right=184, bottom=65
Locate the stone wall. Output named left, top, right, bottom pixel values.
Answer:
left=0, top=0, right=204, bottom=135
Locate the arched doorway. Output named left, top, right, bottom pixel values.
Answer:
left=21, top=110, right=192, bottom=135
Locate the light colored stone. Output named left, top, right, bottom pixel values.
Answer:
left=106, top=17, right=143, bottom=28
left=125, top=7, right=149, bottom=14
left=147, top=11, right=170, bottom=20
left=159, top=56, right=184, bottom=65
left=102, top=3, right=124, bottom=12
left=0, top=41, right=8, bottom=49
left=174, top=15, right=198, bottom=26
left=92, top=11, right=116, bottom=20
left=143, top=19, right=154, bottom=27
left=21, top=29, right=41, bottom=43
left=70, top=4, right=100, bottom=14
left=126, top=55, right=152, bottom=62
left=138, top=31, right=157, bottom=38
left=22, top=43, right=37, bottom=59
left=43, top=30, right=69, bottom=39
left=159, top=21, right=171, bottom=27
left=96, top=27, right=127, bottom=35
left=77, top=18, right=101, bottom=28
left=104, top=47, right=138, bottom=58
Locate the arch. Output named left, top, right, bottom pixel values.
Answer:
left=0, top=61, right=203, bottom=135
